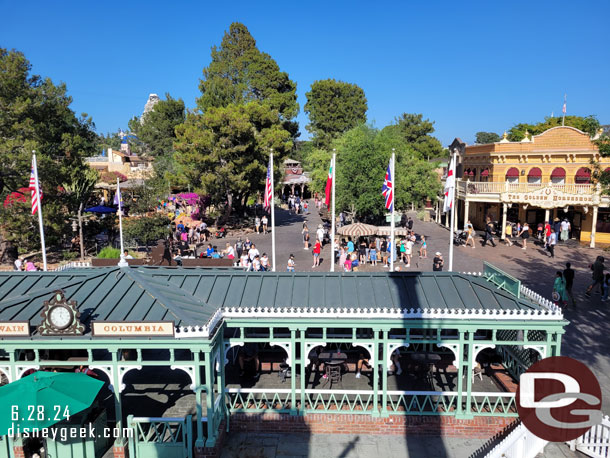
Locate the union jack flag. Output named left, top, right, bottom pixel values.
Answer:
left=382, top=161, right=393, bottom=212
left=29, top=157, right=42, bottom=215
left=264, top=157, right=273, bottom=211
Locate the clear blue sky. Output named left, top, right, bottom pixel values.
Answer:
left=2, top=0, right=609, bottom=146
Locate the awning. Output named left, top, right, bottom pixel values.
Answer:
left=576, top=167, right=591, bottom=178
left=0, top=372, right=104, bottom=435
left=480, top=169, right=489, bottom=177
left=528, top=167, right=542, bottom=178
left=506, top=167, right=519, bottom=178
left=337, top=223, right=378, bottom=237
left=84, top=205, right=117, bottom=214
left=376, top=226, right=408, bottom=236
left=551, top=168, right=566, bottom=178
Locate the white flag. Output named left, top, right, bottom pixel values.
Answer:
left=443, top=155, right=456, bottom=213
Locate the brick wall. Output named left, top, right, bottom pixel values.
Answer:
left=228, top=413, right=516, bottom=439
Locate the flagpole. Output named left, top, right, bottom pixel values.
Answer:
left=330, top=151, right=336, bottom=272
left=32, top=152, right=47, bottom=271
left=448, top=149, right=456, bottom=271
left=117, top=177, right=127, bottom=267
left=270, top=150, right=276, bottom=272
left=390, top=149, right=395, bottom=273
left=562, top=94, right=566, bottom=126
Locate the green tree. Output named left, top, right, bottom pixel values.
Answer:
left=123, top=214, right=171, bottom=247
left=387, top=113, right=444, bottom=160
left=333, top=125, right=441, bottom=222
left=304, top=79, right=367, bottom=148
left=174, top=102, right=292, bottom=220
left=0, top=48, right=98, bottom=259
left=197, top=22, right=299, bottom=137
left=475, top=132, right=501, bottom=144
left=507, top=115, right=600, bottom=141
left=62, top=168, right=99, bottom=260
left=128, top=93, right=185, bottom=158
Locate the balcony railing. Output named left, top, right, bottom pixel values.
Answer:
left=457, top=181, right=595, bottom=196
left=85, top=156, right=108, bottom=163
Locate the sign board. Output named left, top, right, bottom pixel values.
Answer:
left=385, top=213, right=402, bottom=223
left=500, top=187, right=599, bottom=209
left=92, top=321, right=175, bottom=337
left=0, top=321, right=30, bottom=337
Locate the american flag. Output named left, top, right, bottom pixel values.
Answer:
left=29, top=157, right=42, bottom=215
left=382, top=160, right=393, bottom=212
left=443, top=155, right=456, bottom=213
left=263, top=157, right=273, bottom=211
left=562, top=94, right=567, bottom=114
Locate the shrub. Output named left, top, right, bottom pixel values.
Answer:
left=97, top=247, right=121, bottom=259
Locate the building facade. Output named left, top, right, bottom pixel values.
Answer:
left=451, top=126, right=609, bottom=246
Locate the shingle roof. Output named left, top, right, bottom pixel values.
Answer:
left=0, top=267, right=552, bottom=338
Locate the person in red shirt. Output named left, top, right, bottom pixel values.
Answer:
left=312, top=240, right=321, bottom=268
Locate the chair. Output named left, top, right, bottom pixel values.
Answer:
left=322, top=364, right=342, bottom=388
left=278, top=361, right=291, bottom=383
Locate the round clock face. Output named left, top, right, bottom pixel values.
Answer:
left=49, top=305, right=72, bottom=330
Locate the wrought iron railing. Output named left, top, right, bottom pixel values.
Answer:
left=457, top=181, right=595, bottom=196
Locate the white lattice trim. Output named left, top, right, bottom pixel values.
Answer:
left=386, top=342, right=410, bottom=369
left=438, top=342, right=460, bottom=368
left=89, top=365, right=115, bottom=392
left=118, top=365, right=142, bottom=392
left=171, top=364, right=196, bottom=390
left=269, top=341, right=292, bottom=366
left=523, top=344, right=547, bottom=359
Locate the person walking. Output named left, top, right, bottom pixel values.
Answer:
left=418, top=236, right=427, bottom=258
left=518, top=222, right=530, bottom=250
left=432, top=252, right=444, bottom=271
left=312, top=240, right=321, bottom=268
left=483, top=218, right=496, bottom=247
left=381, top=239, right=388, bottom=267
left=602, top=274, right=610, bottom=302
left=552, top=271, right=568, bottom=308
left=465, top=221, right=476, bottom=248
left=560, top=219, right=571, bottom=242
left=369, top=241, right=377, bottom=267
left=405, top=237, right=413, bottom=267
left=504, top=222, right=513, bottom=246
left=585, top=256, right=605, bottom=297
left=563, top=262, right=575, bottom=306
left=254, top=216, right=261, bottom=234
left=547, top=229, right=557, bottom=258
left=302, top=224, right=310, bottom=250
left=316, top=225, right=325, bottom=246
left=261, top=215, right=268, bottom=234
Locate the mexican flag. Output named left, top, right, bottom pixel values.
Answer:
left=324, top=159, right=333, bottom=207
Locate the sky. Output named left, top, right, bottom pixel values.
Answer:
left=1, top=0, right=609, bottom=146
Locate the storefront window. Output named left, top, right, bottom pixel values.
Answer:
left=596, top=209, right=610, bottom=234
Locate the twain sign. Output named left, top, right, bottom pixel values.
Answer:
left=0, top=322, right=29, bottom=337
left=500, top=186, right=599, bottom=209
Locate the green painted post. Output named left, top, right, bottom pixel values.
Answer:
left=372, top=329, right=380, bottom=417
left=218, top=337, right=227, bottom=428
left=290, top=328, right=298, bottom=415
left=300, top=332, right=306, bottom=415
left=111, top=351, right=127, bottom=450
left=193, top=351, right=205, bottom=449
left=381, top=330, right=388, bottom=417
left=204, top=350, right=217, bottom=447
left=463, top=331, right=475, bottom=419
left=555, top=332, right=562, bottom=356
left=455, top=331, right=465, bottom=417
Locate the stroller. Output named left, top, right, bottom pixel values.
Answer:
left=453, top=230, right=468, bottom=246
left=214, top=227, right=227, bottom=238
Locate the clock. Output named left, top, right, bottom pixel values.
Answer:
left=38, top=290, right=84, bottom=336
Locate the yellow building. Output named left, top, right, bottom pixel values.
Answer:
left=449, top=126, right=609, bottom=246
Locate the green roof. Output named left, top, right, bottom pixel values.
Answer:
left=0, top=267, right=553, bottom=338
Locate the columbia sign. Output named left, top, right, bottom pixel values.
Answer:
left=516, top=356, right=602, bottom=442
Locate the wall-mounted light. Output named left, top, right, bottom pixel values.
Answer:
left=521, top=170, right=525, bottom=176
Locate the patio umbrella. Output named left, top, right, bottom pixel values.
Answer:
left=84, top=205, right=117, bottom=214
left=337, top=223, right=378, bottom=237
left=0, top=371, right=104, bottom=435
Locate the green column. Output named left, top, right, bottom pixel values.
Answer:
left=218, top=336, right=227, bottom=429
left=290, top=328, right=298, bottom=415
left=463, top=331, right=475, bottom=418
left=300, top=330, right=306, bottom=415
left=204, top=348, right=217, bottom=447
left=381, top=330, right=388, bottom=417
left=111, top=351, right=125, bottom=448
left=455, top=331, right=466, bottom=418
left=372, top=329, right=380, bottom=417
left=193, top=351, right=205, bottom=449
left=555, top=331, right=563, bottom=356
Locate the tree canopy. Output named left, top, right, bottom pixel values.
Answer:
left=304, top=79, right=367, bottom=148
left=384, top=113, right=445, bottom=160
left=475, top=132, right=501, bottom=144
left=0, top=48, right=97, bottom=255
left=197, top=22, right=299, bottom=138
left=507, top=115, right=600, bottom=141
left=174, top=23, right=296, bottom=219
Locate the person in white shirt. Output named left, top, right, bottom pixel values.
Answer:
left=316, top=226, right=325, bottom=244
left=248, top=244, right=260, bottom=262
left=560, top=219, right=570, bottom=242
left=405, top=240, right=413, bottom=267
left=287, top=254, right=295, bottom=272
left=252, top=255, right=261, bottom=271
left=14, top=258, right=22, bottom=271
left=261, top=215, right=268, bottom=234
left=260, top=253, right=270, bottom=271
left=240, top=253, right=250, bottom=269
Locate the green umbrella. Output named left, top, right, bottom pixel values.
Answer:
left=0, top=371, right=104, bottom=436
